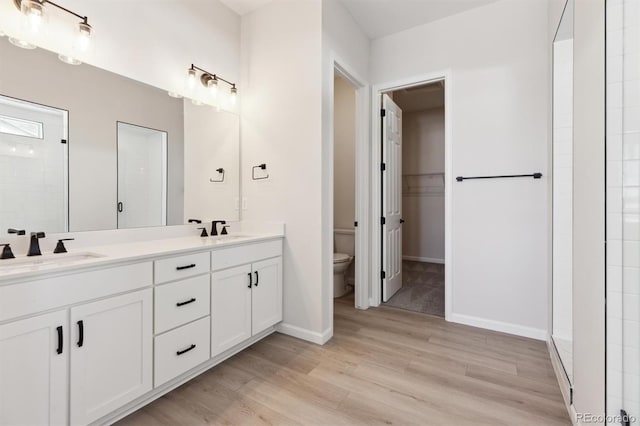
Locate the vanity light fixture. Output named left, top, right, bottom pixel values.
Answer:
left=185, top=64, right=238, bottom=105
left=12, top=0, right=92, bottom=58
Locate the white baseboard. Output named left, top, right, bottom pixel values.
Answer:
left=449, top=313, right=546, bottom=340
left=402, top=255, right=445, bottom=264
left=276, top=322, right=333, bottom=345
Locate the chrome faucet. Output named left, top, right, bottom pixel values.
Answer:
left=28, top=232, right=46, bottom=257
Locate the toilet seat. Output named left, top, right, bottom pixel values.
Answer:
left=334, top=253, right=351, bottom=263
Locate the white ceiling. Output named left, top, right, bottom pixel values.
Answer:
left=219, top=0, right=499, bottom=39
left=339, top=0, right=500, bottom=39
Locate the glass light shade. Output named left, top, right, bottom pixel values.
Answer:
left=75, top=21, right=92, bottom=52
left=58, top=53, right=82, bottom=65
left=208, top=78, right=219, bottom=99
left=230, top=87, right=238, bottom=105
left=186, top=68, right=197, bottom=90
left=21, top=0, right=45, bottom=34
left=8, top=37, right=36, bottom=49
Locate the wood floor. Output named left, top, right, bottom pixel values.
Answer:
left=118, top=295, right=570, bottom=426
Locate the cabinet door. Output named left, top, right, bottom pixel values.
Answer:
left=211, top=264, right=252, bottom=356
left=251, top=257, right=283, bottom=335
left=70, top=289, right=152, bottom=425
left=0, top=310, right=68, bottom=426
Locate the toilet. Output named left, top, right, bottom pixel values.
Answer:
left=333, top=229, right=355, bottom=298
left=333, top=253, right=353, bottom=298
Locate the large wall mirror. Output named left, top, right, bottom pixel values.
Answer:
left=0, top=36, right=240, bottom=234
left=552, top=0, right=574, bottom=385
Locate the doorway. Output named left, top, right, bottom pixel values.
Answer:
left=379, top=80, right=448, bottom=318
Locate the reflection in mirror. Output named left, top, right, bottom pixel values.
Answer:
left=0, top=96, right=69, bottom=233
left=0, top=36, right=240, bottom=234
left=552, top=0, right=574, bottom=384
left=117, top=123, right=168, bottom=229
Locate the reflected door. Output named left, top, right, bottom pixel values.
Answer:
left=117, top=122, right=167, bottom=229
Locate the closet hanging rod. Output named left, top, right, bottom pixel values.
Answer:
left=455, top=172, right=542, bottom=182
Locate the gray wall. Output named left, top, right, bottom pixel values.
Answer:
left=0, top=38, right=184, bottom=231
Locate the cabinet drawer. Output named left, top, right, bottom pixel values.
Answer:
left=154, top=316, right=210, bottom=387
left=155, top=275, right=210, bottom=334
left=211, top=239, right=282, bottom=271
left=154, top=252, right=210, bottom=284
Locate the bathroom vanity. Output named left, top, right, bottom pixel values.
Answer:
left=0, top=232, right=283, bottom=425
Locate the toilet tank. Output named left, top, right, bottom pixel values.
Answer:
left=334, top=229, right=355, bottom=256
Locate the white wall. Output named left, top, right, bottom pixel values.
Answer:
left=401, top=108, right=445, bottom=263
left=322, top=0, right=370, bottom=328
left=240, top=0, right=325, bottom=343
left=333, top=75, right=356, bottom=231
left=0, top=0, right=240, bottom=107
left=371, top=0, right=550, bottom=338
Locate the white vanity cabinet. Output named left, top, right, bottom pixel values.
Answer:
left=0, top=310, right=69, bottom=426
left=211, top=240, right=283, bottom=356
left=69, top=289, right=153, bottom=425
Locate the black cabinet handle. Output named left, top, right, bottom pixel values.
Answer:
left=254, top=271, right=259, bottom=286
left=400, top=219, right=405, bottom=224
left=176, top=298, right=196, bottom=307
left=77, top=320, right=84, bottom=347
left=56, top=326, right=63, bottom=354
left=176, top=264, right=196, bottom=271
left=117, top=202, right=123, bottom=213
left=176, top=344, right=196, bottom=356
left=247, top=272, right=252, bottom=288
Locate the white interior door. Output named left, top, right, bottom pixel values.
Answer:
left=117, top=122, right=167, bottom=229
left=382, top=94, right=403, bottom=302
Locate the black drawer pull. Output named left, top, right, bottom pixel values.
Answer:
left=56, top=326, right=63, bottom=354
left=176, top=344, right=196, bottom=356
left=77, top=320, right=84, bottom=347
left=248, top=272, right=252, bottom=288
left=176, top=263, right=196, bottom=271
left=176, top=298, right=196, bottom=307
left=254, top=271, right=259, bottom=286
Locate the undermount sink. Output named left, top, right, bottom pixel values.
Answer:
left=212, top=234, right=254, bottom=243
left=0, top=252, right=105, bottom=272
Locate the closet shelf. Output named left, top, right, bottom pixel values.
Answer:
left=402, top=172, right=445, bottom=196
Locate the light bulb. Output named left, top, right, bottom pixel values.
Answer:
left=8, top=37, right=36, bottom=49
left=230, top=86, right=238, bottom=105
left=208, top=77, right=219, bottom=99
left=75, top=21, right=92, bottom=52
left=21, top=0, right=44, bottom=34
left=58, top=53, right=81, bottom=65
left=186, top=67, right=197, bottom=90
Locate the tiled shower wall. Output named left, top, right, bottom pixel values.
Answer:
left=607, top=0, right=640, bottom=419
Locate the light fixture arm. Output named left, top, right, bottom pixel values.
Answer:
left=191, top=64, right=236, bottom=89
left=13, top=0, right=90, bottom=25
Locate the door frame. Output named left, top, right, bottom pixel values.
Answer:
left=326, top=51, right=370, bottom=318
left=370, top=70, right=453, bottom=321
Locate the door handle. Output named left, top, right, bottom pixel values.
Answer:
left=117, top=202, right=123, bottom=213
left=400, top=219, right=405, bottom=224
left=247, top=272, right=253, bottom=288
left=56, top=326, right=63, bottom=355
left=254, top=271, right=259, bottom=286
left=77, top=320, right=84, bottom=347
left=176, top=344, right=196, bottom=356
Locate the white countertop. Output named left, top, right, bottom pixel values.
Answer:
left=0, top=232, right=283, bottom=284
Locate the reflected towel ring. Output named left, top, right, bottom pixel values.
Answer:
left=252, top=163, right=269, bottom=180
left=209, top=168, right=225, bottom=183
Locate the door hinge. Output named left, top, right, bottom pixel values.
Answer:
left=354, top=221, right=358, bottom=227
left=380, top=217, right=386, bottom=225
left=380, top=162, right=386, bottom=172
left=380, top=271, right=386, bottom=279
left=380, top=108, right=386, bottom=117
left=60, top=139, right=67, bottom=144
